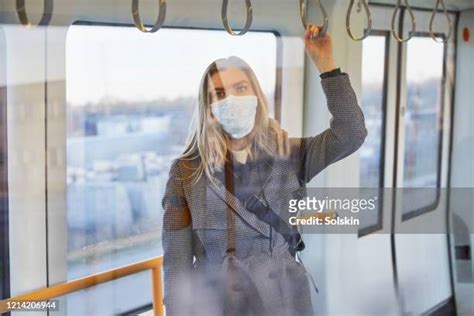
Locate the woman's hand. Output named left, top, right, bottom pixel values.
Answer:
left=304, top=24, right=337, bottom=74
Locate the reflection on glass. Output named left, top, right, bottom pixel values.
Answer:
left=66, top=25, right=277, bottom=314
left=358, top=35, right=387, bottom=234
left=360, top=35, right=386, bottom=188
left=403, top=36, right=444, bottom=216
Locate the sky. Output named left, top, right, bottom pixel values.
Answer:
left=66, top=25, right=277, bottom=106
left=362, top=34, right=444, bottom=86
left=406, top=37, right=444, bottom=82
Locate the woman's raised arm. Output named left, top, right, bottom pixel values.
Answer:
left=288, top=24, right=367, bottom=183
left=290, top=73, right=367, bottom=183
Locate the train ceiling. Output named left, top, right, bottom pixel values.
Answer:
left=369, top=0, right=474, bottom=11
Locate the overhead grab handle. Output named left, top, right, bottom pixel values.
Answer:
left=16, top=0, right=53, bottom=27
left=132, top=0, right=166, bottom=33
left=391, top=0, right=416, bottom=43
left=429, top=0, right=452, bottom=43
left=221, top=0, right=253, bottom=36
left=346, top=0, right=372, bottom=41
left=299, top=0, right=329, bottom=39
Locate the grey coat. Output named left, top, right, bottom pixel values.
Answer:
left=161, top=74, right=367, bottom=316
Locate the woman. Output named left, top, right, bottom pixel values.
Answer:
left=161, top=24, right=367, bottom=316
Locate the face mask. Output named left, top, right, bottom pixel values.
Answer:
left=211, top=95, right=258, bottom=139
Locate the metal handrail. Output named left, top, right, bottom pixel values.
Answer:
left=299, top=0, right=329, bottom=39
left=16, top=0, right=53, bottom=27
left=0, top=256, right=164, bottom=315
left=391, top=0, right=416, bottom=43
left=221, top=0, right=253, bottom=36
left=346, top=0, right=372, bottom=41
left=132, top=0, right=167, bottom=33
left=429, top=0, right=452, bottom=43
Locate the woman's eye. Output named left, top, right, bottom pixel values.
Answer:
left=236, top=85, right=247, bottom=93
left=211, top=91, right=225, bottom=100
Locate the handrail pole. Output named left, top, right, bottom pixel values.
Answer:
left=0, top=256, right=164, bottom=314
left=151, top=268, right=164, bottom=316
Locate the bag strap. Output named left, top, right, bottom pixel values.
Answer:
left=245, top=192, right=305, bottom=257
left=224, top=147, right=305, bottom=257
left=224, top=149, right=237, bottom=255
left=228, top=150, right=305, bottom=257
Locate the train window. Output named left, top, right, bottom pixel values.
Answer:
left=360, top=33, right=388, bottom=188
left=66, top=23, right=279, bottom=313
left=402, top=35, right=445, bottom=220
left=358, top=32, right=389, bottom=236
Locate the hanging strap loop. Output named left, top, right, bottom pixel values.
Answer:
left=299, top=0, right=329, bottom=39
left=221, top=0, right=253, bottom=36
left=16, top=0, right=53, bottom=27
left=391, top=0, right=416, bottom=43
left=132, top=0, right=167, bottom=33
left=346, top=0, right=372, bottom=41
left=429, top=0, right=452, bottom=43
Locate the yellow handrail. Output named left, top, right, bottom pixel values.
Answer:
left=0, top=256, right=164, bottom=315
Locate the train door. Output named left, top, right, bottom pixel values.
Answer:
left=389, top=5, right=456, bottom=315
left=353, top=3, right=456, bottom=315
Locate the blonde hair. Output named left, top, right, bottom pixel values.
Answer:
left=179, top=56, right=289, bottom=186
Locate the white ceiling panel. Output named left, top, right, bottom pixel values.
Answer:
left=369, top=0, right=474, bottom=11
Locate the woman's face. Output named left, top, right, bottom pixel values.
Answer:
left=207, top=67, right=257, bottom=105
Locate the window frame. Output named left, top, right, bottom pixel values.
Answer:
left=401, top=31, right=447, bottom=222
left=358, top=30, right=390, bottom=238
left=0, top=25, right=9, bottom=302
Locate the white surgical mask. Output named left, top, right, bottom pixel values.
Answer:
left=211, top=95, right=258, bottom=139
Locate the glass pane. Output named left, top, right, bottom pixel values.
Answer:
left=66, top=24, right=278, bottom=314
left=57, top=271, right=152, bottom=315
left=403, top=36, right=444, bottom=216
left=358, top=35, right=387, bottom=234
left=360, top=35, right=386, bottom=188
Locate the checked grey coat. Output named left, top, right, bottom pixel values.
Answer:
left=161, top=74, right=367, bottom=316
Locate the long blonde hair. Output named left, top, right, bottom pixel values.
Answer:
left=179, top=56, right=289, bottom=186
